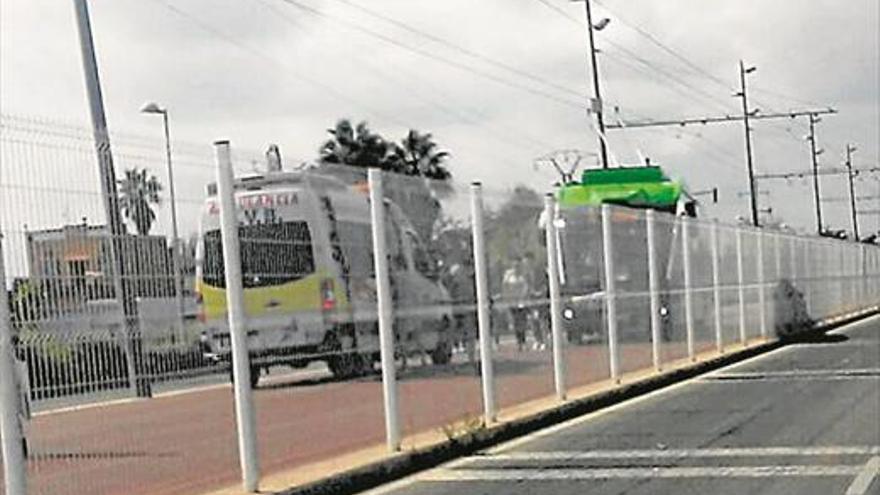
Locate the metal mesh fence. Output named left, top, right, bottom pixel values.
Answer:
left=2, top=113, right=879, bottom=495
left=0, top=114, right=249, bottom=495
left=608, top=208, right=655, bottom=374
left=554, top=205, right=611, bottom=390
left=480, top=187, right=556, bottom=415
left=380, top=170, right=485, bottom=442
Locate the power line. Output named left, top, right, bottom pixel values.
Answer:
left=529, top=0, right=739, bottom=116
left=585, top=0, right=822, bottom=116
left=252, top=0, right=563, bottom=155
left=326, top=0, right=585, bottom=99
left=756, top=166, right=880, bottom=180
left=153, top=0, right=568, bottom=167
left=602, top=41, right=735, bottom=114
left=274, top=0, right=587, bottom=110
left=531, top=0, right=581, bottom=24
left=148, top=0, right=409, bottom=127
left=591, top=0, right=733, bottom=93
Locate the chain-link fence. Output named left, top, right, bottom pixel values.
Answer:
left=2, top=115, right=879, bottom=495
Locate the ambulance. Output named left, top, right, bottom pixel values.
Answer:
left=195, top=168, right=454, bottom=386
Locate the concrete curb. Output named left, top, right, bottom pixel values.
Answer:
left=279, top=307, right=880, bottom=495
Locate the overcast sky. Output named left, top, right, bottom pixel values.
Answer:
left=1, top=0, right=878, bottom=242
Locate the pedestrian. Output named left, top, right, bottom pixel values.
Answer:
left=502, top=256, right=531, bottom=351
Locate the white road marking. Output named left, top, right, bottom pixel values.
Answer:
left=486, top=342, right=801, bottom=455
left=701, top=368, right=880, bottom=382
left=479, top=446, right=880, bottom=461
left=845, top=456, right=880, bottom=495
left=353, top=312, right=880, bottom=495
left=420, top=465, right=864, bottom=482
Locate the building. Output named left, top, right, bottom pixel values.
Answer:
left=25, top=223, right=175, bottom=314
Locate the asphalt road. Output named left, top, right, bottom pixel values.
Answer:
left=365, top=315, right=880, bottom=495
left=22, top=336, right=680, bottom=495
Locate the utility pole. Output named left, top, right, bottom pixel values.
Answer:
left=807, top=114, right=823, bottom=235
left=845, top=143, right=859, bottom=240
left=73, top=0, right=150, bottom=397
left=736, top=60, right=759, bottom=227
left=581, top=0, right=609, bottom=169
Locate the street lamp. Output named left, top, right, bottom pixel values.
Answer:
left=736, top=60, right=759, bottom=227
left=573, top=0, right=610, bottom=168
left=140, top=102, right=185, bottom=325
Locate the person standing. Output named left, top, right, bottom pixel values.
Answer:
left=502, top=256, right=531, bottom=351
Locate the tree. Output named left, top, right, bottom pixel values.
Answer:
left=394, top=130, right=451, bottom=180
left=319, top=119, right=400, bottom=171
left=118, top=168, right=162, bottom=235
left=317, top=119, right=452, bottom=241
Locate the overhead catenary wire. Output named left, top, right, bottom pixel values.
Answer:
left=592, top=0, right=734, bottom=93
left=530, top=0, right=736, bottom=114
left=252, top=0, right=566, bottom=155
left=273, top=0, right=588, bottom=111
left=542, top=0, right=834, bottom=124
left=150, top=0, right=571, bottom=169
left=325, top=0, right=586, bottom=100
left=591, top=0, right=817, bottom=115
left=148, top=0, right=410, bottom=128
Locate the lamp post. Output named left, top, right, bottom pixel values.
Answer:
left=845, top=144, right=859, bottom=241
left=735, top=61, right=759, bottom=227
left=575, top=0, right=611, bottom=169
left=141, top=102, right=185, bottom=324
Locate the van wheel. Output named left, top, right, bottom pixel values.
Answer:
left=228, top=365, right=261, bottom=389
left=328, top=353, right=361, bottom=379
left=250, top=366, right=260, bottom=388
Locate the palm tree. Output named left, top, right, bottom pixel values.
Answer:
left=394, top=129, right=451, bottom=180
left=118, top=168, right=162, bottom=235
left=319, top=119, right=400, bottom=171
left=318, top=120, right=453, bottom=241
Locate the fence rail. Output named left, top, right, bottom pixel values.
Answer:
left=1, top=115, right=879, bottom=495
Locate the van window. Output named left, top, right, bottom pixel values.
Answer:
left=202, top=221, right=315, bottom=288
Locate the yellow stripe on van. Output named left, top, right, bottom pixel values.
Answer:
left=199, top=270, right=349, bottom=320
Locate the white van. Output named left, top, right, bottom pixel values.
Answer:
left=195, top=169, right=454, bottom=386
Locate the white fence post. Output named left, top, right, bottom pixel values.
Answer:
left=470, top=183, right=496, bottom=423
left=544, top=195, right=567, bottom=401
left=601, top=205, right=620, bottom=382
left=711, top=221, right=723, bottom=353
left=757, top=230, right=767, bottom=339
left=0, top=235, right=27, bottom=495
left=736, top=228, right=747, bottom=345
left=646, top=210, right=662, bottom=370
left=214, top=140, right=260, bottom=492
left=681, top=216, right=695, bottom=361
left=368, top=169, right=401, bottom=451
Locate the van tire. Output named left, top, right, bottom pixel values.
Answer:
left=328, top=353, right=364, bottom=379
left=228, top=365, right=261, bottom=389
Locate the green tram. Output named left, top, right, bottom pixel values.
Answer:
left=553, top=166, right=697, bottom=344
